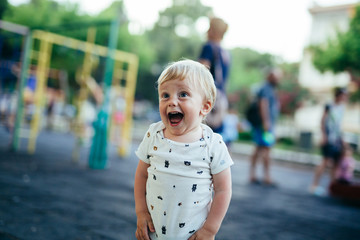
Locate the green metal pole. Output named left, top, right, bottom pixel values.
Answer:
left=11, top=31, right=32, bottom=151
left=88, top=14, right=121, bottom=169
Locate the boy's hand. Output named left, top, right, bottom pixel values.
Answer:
left=135, top=211, right=155, bottom=240
left=188, top=227, right=215, bottom=240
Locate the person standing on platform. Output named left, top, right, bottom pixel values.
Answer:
left=199, top=17, right=230, bottom=134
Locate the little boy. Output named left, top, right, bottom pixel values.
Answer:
left=134, top=59, right=233, bottom=240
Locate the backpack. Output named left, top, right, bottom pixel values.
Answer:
left=245, top=101, right=262, bottom=127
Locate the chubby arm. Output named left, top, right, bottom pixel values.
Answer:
left=188, top=167, right=232, bottom=240
left=134, top=160, right=155, bottom=240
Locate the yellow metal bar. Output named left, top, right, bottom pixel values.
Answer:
left=72, top=28, right=96, bottom=162
left=26, top=29, right=139, bottom=157
left=118, top=57, right=139, bottom=156
left=28, top=33, right=53, bottom=153
left=32, top=30, right=136, bottom=62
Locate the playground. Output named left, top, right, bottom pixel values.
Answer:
left=1, top=127, right=360, bottom=240
left=0, top=18, right=138, bottom=165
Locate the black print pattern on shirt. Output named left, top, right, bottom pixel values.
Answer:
left=165, top=160, right=169, bottom=168
left=189, top=230, right=195, bottom=234
left=162, top=226, right=166, bottom=235
left=153, top=174, right=156, bottom=180
left=157, top=196, right=163, bottom=200
left=197, top=171, right=203, bottom=174
left=192, top=184, right=197, bottom=192
left=184, top=161, right=191, bottom=166
left=179, top=223, right=185, bottom=228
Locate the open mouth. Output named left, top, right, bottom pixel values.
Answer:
left=168, top=112, right=184, bottom=126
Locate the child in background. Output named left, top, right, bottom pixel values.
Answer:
left=335, top=144, right=356, bottom=184
left=329, top=144, right=360, bottom=200
left=134, top=59, right=233, bottom=240
left=221, top=106, right=241, bottom=148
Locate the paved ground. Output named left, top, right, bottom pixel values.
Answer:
left=0, top=128, right=360, bottom=240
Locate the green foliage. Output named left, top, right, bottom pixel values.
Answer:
left=227, top=47, right=274, bottom=93
left=277, top=137, right=296, bottom=146
left=0, top=0, right=8, bottom=19
left=238, top=131, right=252, bottom=141
left=2, top=0, right=156, bottom=104
left=277, top=62, right=310, bottom=116
left=137, top=0, right=213, bottom=102
left=146, top=0, right=212, bottom=66
left=227, top=48, right=276, bottom=116
left=1, top=0, right=309, bottom=111
left=229, top=59, right=310, bottom=117
left=310, top=5, right=360, bottom=102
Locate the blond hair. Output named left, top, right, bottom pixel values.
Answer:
left=157, top=59, right=216, bottom=108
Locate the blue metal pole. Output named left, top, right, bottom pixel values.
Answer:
left=88, top=13, right=121, bottom=169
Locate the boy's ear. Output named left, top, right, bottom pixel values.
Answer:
left=200, top=100, right=212, bottom=116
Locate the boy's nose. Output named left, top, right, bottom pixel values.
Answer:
left=168, top=96, right=178, bottom=106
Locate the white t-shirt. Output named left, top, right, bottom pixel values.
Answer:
left=325, top=103, right=345, bottom=144
left=135, top=121, right=233, bottom=240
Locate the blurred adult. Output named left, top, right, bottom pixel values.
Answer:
left=310, top=87, right=348, bottom=195
left=199, top=17, right=230, bottom=133
left=249, top=68, right=282, bottom=185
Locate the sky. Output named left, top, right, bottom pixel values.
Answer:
left=8, top=0, right=360, bottom=62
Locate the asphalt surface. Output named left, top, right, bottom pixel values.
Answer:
left=0, top=128, right=360, bottom=240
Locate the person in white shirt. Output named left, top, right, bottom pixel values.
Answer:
left=310, top=87, right=347, bottom=195
left=134, top=59, right=233, bottom=240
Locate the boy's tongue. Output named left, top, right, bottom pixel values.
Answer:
left=169, top=113, right=183, bottom=125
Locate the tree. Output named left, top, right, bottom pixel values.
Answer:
left=227, top=47, right=275, bottom=93
left=146, top=0, right=212, bottom=66
left=139, top=0, right=212, bottom=102
left=2, top=0, right=156, bottom=104
left=0, top=0, right=8, bottom=19
left=277, top=62, right=310, bottom=116
left=310, top=5, right=360, bottom=102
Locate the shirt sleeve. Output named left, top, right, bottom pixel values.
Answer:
left=135, top=125, right=154, bottom=164
left=210, top=133, right=234, bottom=175
left=257, top=85, right=268, bottom=100
left=199, top=43, right=213, bottom=62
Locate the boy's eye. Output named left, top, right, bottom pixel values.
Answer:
left=179, top=92, right=188, bottom=98
left=162, top=93, right=169, bottom=98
